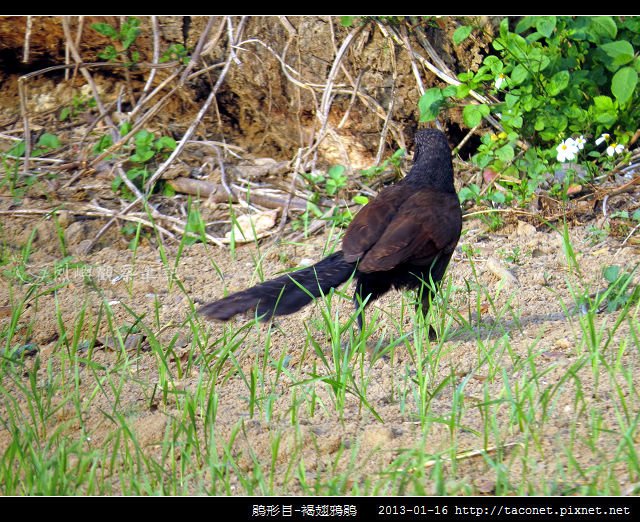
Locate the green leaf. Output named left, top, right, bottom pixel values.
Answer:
left=418, top=88, right=445, bottom=122
left=119, top=121, right=132, bottom=136
left=130, top=149, right=155, bottom=163
left=98, top=45, right=118, bottom=61
left=37, top=133, right=61, bottom=150
left=528, top=49, right=551, bottom=72
left=163, top=184, right=176, bottom=197
left=339, top=16, right=356, bottom=27
left=462, top=104, right=490, bottom=127
left=483, top=55, right=502, bottom=70
left=59, top=107, right=71, bottom=121
left=503, top=33, right=529, bottom=62
left=126, top=166, right=147, bottom=181
left=352, top=195, right=369, bottom=205
left=525, top=31, right=545, bottom=44
left=510, top=64, right=529, bottom=85
left=458, top=184, right=480, bottom=203
left=535, top=16, right=556, bottom=38
left=120, top=17, right=141, bottom=49
left=456, top=84, right=471, bottom=98
left=496, top=143, right=515, bottom=163
left=594, top=112, right=618, bottom=126
left=600, top=40, right=635, bottom=69
left=155, top=136, right=177, bottom=151
left=391, top=148, right=405, bottom=162
left=134, top=129, right=154, bottom=147
left=499, top=18, right=510, bottom=40
left=327, top=164, right=346, bottom=179
left=565, top=105, right=588, bottom=123
left=184, top=207, right=205, bottom=245
left=93, top=135, right=113, bottom=155
left=453, top=25, right=473, bottom=45
left=603, top=265, right=621, bottom=283
left=326, top=165, right=347, bottom=196
left=458, top=71, right=473, bottom=82
left=504, top=93, right=519, bottom=109
left=489, top=191, right=506, bottom=204
left=507, top=114, right=523, bottom=128
left=593, top=95, right=615, bottom=111
left=547, top=70, right=570, bottom=95
left=6, top=140, right=25, bottom=157
left=589, top=16, right=617, bottom=41
left=515, top=17, right=536, bottom=34
left=91, top=23, right=118, bottom=39
left=441, top=85, right=457, bottom=98
left=611, top=67, right=638, bottom=105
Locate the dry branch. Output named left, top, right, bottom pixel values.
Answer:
left=144, top=16, right=247, bottom=190
left=167, top=177, right=308, bottom=212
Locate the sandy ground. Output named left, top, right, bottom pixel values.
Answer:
left=1, top=194, right=639, bottom=493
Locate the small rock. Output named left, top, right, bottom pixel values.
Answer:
left=65, top=221, right=90, bottom=246
left=390, top=426, right=404, bottom=439
left=516, top=220, right=536, bottom=237
left=55, top=210, right=73, bottom=228
left=475, top=479, right=496, bottom=494
left=69, top=239, right=92, bottom=257
left=298, top=258, right=315, bottom=267
left=485, top=257, right=518, bottom=287
left=362, top=427, right=393, bottom=448
left=225, top=209, right=278, bottom=243
left=532, top=271, right=548, bottom=286
left=310, top=425, right=331, bottom=436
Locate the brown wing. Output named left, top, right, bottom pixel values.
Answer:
left=356, top=190, right=461, bottom=273
left=342, top=185, right=411, bottom=263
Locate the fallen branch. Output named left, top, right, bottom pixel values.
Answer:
left=167, top=177, right=309, bottom=211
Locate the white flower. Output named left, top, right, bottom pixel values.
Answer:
left=606, top=143, right=624, bottom=157
left=574, top=135, right=586, bottom=150
left=556, top=138, right=579, bottom=162
left=595, top=133, right=610, bottom=145
left=494, top=73, right=506, bottom=90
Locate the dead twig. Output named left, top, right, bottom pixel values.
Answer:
left=275, top=148, right=303, bottom=237
left=144, top=16, right=247, bottom=191
left=398, top=24, right=425, bottom=96
left=140, top=16, right=160, bottom=102
left=23, top=16, right=32, bottom=64
left=453, top=123, right=482, bottom=155
left=376, top=36, right=397, bottom=165
left=168, top=177, right=308, bottom=211
left=180, top=16, right=216, bottom=83
left=17, top=77, right=31, bottom=175
left=314, top=27, right=361, bottom=165
left=61, top=17, right=118, bottom=137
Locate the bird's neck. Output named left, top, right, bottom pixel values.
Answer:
left=403, top=164, right=456, bottom=193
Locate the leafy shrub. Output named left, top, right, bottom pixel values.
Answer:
left=420, top=16, right=639, bottom=206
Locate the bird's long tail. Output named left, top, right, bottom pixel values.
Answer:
left=199, top=251, right=356, bottom=321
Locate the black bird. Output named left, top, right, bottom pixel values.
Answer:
left=199, top=129, right=462, bottom=329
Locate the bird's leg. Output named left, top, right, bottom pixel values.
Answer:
left=417, top=280, right=439, bottom=341
left=353, top=293, right=365, bottom=332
